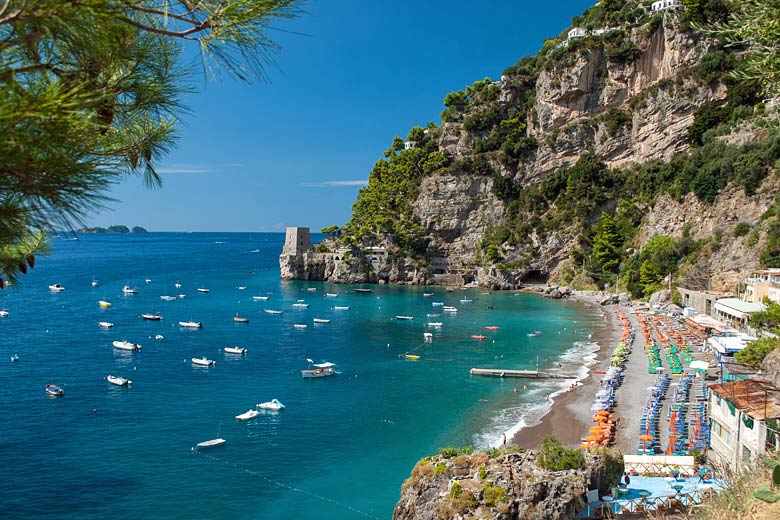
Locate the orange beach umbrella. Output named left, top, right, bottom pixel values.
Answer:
left=638, top=434, right=654, bottom=441
left=584, top=435, right=601, bottom=442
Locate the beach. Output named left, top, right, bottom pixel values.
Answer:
left=512, top=295, right=624, bottom=449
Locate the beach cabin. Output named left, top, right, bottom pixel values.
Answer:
left=567, top=27, right=586, bottom=40
left=708, top=379, right=780, bottom=469
left=651, top=0, right=683, bottom=11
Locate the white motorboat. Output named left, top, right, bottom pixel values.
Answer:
left=256, top=398, right=285, bottom=411
left=427, top=322, right=443, bottom=327
left=325, top=293, right=338, bottom=297
left=141, top=313, right=162, bottom=320
left=460, top=299, right=473, bottom=304
left=177, top=294, right=186, bottom=299
left=174, top=282, right=182, bottom=289
left=264, top=309, right=283, bottom=315
left=48, top=283, right=65, bottom=292
left=197, top=288, right=209, bottom=293
left=313, top=318, right=331, bottom=324
left=99, top=321, right=114, bottom=328
left=179, top=321, right=202, bottom=328
left=432, top=301, right=444, bottom=307
left=334, top=306, right=350, bottom=310
left=98, top=300, right=112, bottom=308
left=301, top=360, right=336, bottom=378
left=0, top=305, right=8, bottom=318
left=106, top=374, right=132, bottom=386
left=112, top=340, right=141, bottom=351
left=194, top=438, right=225, bottom=450
left=91, top=279, right=99, bottom=287
left=292, top=303, right=309, bottom=308
left=10, top=353, right=19, bottom=362
left=160, top=295, right=176, bottom=301
left=155, top=334, right=164, bottom=341
left=145, top=279, right=152, bottom=284
left=235, top=409, right=259, bottom=421
left=423, top=332, right=433, bottom=341
left=443, top=306, right=458, bottom=313
left=395, top=315, right=414, bottom=320
left=252, top=295, right=269, bottom=301
left=224, top=346, right=247, bottom=355
left=233, top=313, right=249, bottom=323
left=192, top=357, right=215, bottom=367
left=293, top=324, right=307, bottom=329
left=307, top=287, right=317, bottom=292
left=237, top=286, right=246, bottom=290
left=122, top=285, right=138, bottom=294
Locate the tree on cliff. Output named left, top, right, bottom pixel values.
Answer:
left=0, top=0, right=303, bottom=287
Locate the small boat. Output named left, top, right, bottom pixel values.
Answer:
left=395, top=315, right=414, bottom=320
left=423, top=293, right=434, bottom=297
left=113, top=340, right=141, bottom=351
left=423, top=333, right=433, bottom=341
left=179, top=321, right=202, bottom=328
left=106, top=375, right=132, bottom=386
left=257, top=398, right=285, bottom=411
left=313, top=318, right=331, bottom=324
left=484, top=326, right=500, bottom=331
left=160, top=295, right=176, bottom=301
left=194, top=438, right=226, bottom=450
left=48, top=283, right=65, bottom=292
left=460, top=299, right=473, bottom=304
left=224, top=346, right=247, bottom=355
left=354, top=288, right=373, bottom=293
left=177, top=294, right=186, bottom=299
left=334, top=306, right=350, bottom=311
left=145, top=279, right=152, bottom=284
left=10, top=353, right=19, bottom=362
left=98, top=300, right=112, bottom=308
left=325, top=293, right=338, bottom=297
left=443, top=306, right=458, bottom=313
left=45, top=384, right=64, bottom=396
left=141, top=313, right=163, bottom=321
left=0, top=305, right=8, bottom=317
left=192, top=357, right=215, bottom=367
left=233, top=314, right=249, bottom=323
left=293, top=324, right=307, bottom=329
left=197, top=288, right=209, bottom=293
left=427, top=313, right=440, bottom=317
left=264, top=309, right=283, bottom=315
left=527, top=333, right=536, bottom=337
left=292, top=302, right=309, bottom=308
left=471, top=335, right=487, bottom=340
left=307, top=287, right=317, bottom=292
left=404, top=354, right=420, bottom=360
left=122, top=285, right=138, bottom=294
left=155, top=334, right=164, bottom=341
left=174, top=282, right=182, bottom=289
left=99, top=321, right=114, bottom=328
left=252, top=296, right=269, bottom=301
left=301, top=360, right=336, bottom=378
left=534, top=330, right=542, bottom=335
left=235, top=409, right=259, bottom=421
left=237, top=286, right=246, bottom=290
left=427, top=322, right=443, bottom=327
left=432, top=302, right=444, bottom=307
left=91, top=279, right=99, bottom=287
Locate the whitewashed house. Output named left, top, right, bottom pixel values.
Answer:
left=651, top=0, right=683, bottom=11
left=567, top=27, right=586, bottom=40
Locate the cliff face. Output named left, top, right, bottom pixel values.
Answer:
left=393, top=449, right=622, bottom=520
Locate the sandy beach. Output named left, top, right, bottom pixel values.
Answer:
left=511, top=296, right=624, bottom=449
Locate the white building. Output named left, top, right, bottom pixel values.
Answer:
left=567, top=27, right=586, bottom=40
left=651, top=0, right=683, bottom=11
left=744, top=268, right=780, bottom=304
left=708, top=379, right=780, bottom=469
left=706, top=331, right=757, bottom=362
left=403, top=140, right=417, bottom=150
left=713, top=298, right=766, bottom=327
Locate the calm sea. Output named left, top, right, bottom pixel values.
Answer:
left=0, top=233, right=600, bottom=519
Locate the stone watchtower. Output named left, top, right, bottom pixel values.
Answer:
left=282, top=227, right=311, bottom=256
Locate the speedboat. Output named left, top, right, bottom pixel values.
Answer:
left=427, top=322, right=443, bottom=327
left=293, top=324, right=307, bottom=329
left=0, top=306, right=8, bottom=318
left=48, top=283, right=65, bottom=292
left=45, top=384, right=64, bottom=396
left=460, top=299, right=473, bottom=304
left=313, top=318, right=331, bottom=324
left=194, top=438, right=225, bottom=450
left=307, top=287, right=317, bottom=292
left=155, top=334, right=164, bottom=341
left=423, top=333, right=433, bottom=341
left=443, top=306, right=458, bottom=313
left=233, top=314, right=249, bottom=323
left=237, top=286, right=246, bottom=290
left=301, top=360, right=336, bottom=378
left=432, top=302, right=444, bottom=307
left=395, top=315, right=414, bottom=320
left=98, top=300, right=112, bottom=308
left=192, top=357, right=215, bottom=367
left=160, top=295, right=176, bottom=301
left=354, top=288, right=373, bottom=293
left=10, top=353, right=19, bottom=362
left=471, top=335, right=487, bottom=340
left=174, top=282, right=182, bottom=289
left=99, top=321, right=114, bottom=328
left=106, top=375, right=132, bottom=386
left=292, top=302, right=309, bottom=308
left=122, top=285, right=138, bottom=294
left=179, top=321, right=202, bottom=328
left=224, top=346, right=247, bottom=355
left=197, top=288, right=209, bottom=293
left=257, top=398, right=285, bottom=411
left=91, top=279, right=99, bottom=287
left=252, top=296, right=269, bottom=301
left=235, top=409, right=259, bottom=421
left=264, top=309, right=283, bottom=315
left=423, top=293, right=434, bottom=297
left=334, top=306, right=350, bottom=310
left=404, top=354, right=420, bottom=360
left=113, top=340, right=141, bottom=351
left=484, top=326, right=500, bottom=331
left=325, top=293, right=338, bottom=297
left=145, top=279, right=152, bottom=284
left=141, top=313, right=163, bottom=320
left=177, top=294, right=186, bottom=299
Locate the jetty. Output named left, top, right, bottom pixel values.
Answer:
left=469, top=368, right=577, bottom=379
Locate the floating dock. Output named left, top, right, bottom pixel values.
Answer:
left=469, top=368, right=577, bottom=379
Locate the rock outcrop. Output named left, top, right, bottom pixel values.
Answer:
left=393, top=449, right=622, bottom=520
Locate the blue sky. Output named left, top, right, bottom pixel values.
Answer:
left=87, top=0, right=594, bottom=232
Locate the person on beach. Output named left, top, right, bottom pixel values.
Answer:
left=502, top=433, right=506, bottom=447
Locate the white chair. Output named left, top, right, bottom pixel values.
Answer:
left=586, top=489, right=601, bottom=516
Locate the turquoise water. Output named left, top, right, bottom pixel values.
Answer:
left=0, top=233, right=600, bottom=519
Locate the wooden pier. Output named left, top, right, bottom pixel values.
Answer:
left=469, top=368, right=577, bottom=379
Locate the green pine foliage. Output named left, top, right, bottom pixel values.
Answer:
left=735, top=337, right=780, bottom=369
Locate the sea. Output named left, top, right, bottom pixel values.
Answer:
left=0, top=232, right=602, bottom=519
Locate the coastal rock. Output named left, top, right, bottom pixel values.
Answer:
left=393, top=449, right=622, bottom=520
left=649, top=289, right=672, bottom=305
left=762, top=350, right=780, bottom=388
left=599, top=294, right=620, bottom=306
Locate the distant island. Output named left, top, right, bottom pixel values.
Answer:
left=75, top=225, right=148, bottom=234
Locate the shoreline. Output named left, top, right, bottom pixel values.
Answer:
left=510, top=294, right=623, bottom=449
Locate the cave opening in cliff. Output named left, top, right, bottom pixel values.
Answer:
left=520, top=270, right=548, bottom=284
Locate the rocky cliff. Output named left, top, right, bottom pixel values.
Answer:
left=393, top=448, right=622, bottom=520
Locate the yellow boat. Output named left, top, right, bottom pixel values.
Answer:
left=98, top=300, right=112, bottom=308
left=404, top=354, right=420, bottom=360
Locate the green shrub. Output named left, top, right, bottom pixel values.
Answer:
left=483, top=484, right=507, bottom=506
left=537, top=435, right=585, bottom=471
left=734, top=222, right=750, bottom=238
left=439, top=446, right=473, bottom=458
left=748, top=227, right=761, bottom=247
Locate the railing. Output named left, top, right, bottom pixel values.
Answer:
left=580, top=488, right=717, bottom=518
left=623, top=455, right=696, bottom=476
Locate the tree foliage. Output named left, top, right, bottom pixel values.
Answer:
left=734, top=337, right=780, bottom=369
left=0, top=0, right=303, bottom=286
left=537, top=435, right=584, bottom=471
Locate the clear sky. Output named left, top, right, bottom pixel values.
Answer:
left=86, top=0, right=594, bottom=232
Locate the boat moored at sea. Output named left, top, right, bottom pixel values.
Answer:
left=264, top=309, right=283, bottom=315
left=257, top=398, right=285, bottom=411
left=99, top=321, right=114, bottom=328
left=179, top=321, right=202, bottom=328
left=48, top=283, right=65, bottom=292
left=45, top=384, right=64, bottom=396
left=313, top=318, right=331, bottom=324
left=155, top=334, right=164, bottom=341
left=395, top=315, right=414, bottom=320
left=353, top=288, right=373, bottom=293
left=443, top=306, right=458, bottom=313
left=113, top=340, right=141, bottom=351
left=252, top=295, right=269, bottom=301
left=334, top=306, right=350, bottom=311
left=193, top=438, right=225, bottom=450
left=106, top=375, right=132, bottom=386
left=292, top=302, right=309, bottom=308
left=141, top=313, right=163, bottom=321
left=0, top=305, right=8, bottom=317
left=233, top=314, right=249, bottom=323
left=10, top=353, right=19, bottom=362
left=293, top=323, right=307, bottom=329
left=404, top=353, right=420, bottom=360
left=98, top=300, right=112, bottom=308
left=122, top=285, right=138, bottom=294
left=235, top=409, right=259, bottom=421
left=160, top=295, right=176, bottom=301
left=223, top=346, right=247, bottom=355
left=192, top=356, right=215, bottom=367
left=432, top=301, right=444, bottom=307
left=325, top=293, right=338, bottom=297
left=301, top=360, right=336, bottom=378
left=91, top=279, right=99, bottom=287
left=197, top=287, right=209, bottom=293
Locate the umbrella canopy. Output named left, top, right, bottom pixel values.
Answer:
left=689, top=360, right=710, bottom=370
left=595, top=410, right=610, bottom=416
left=638, top=434, right=654, bottom=441
left=584, top=435, right=601, bottom=442
left=589, top=426, right=604, bottom=433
